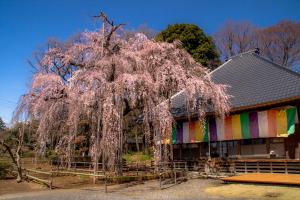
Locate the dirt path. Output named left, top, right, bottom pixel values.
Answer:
left=0, top=179, right=235, bottom=200
left=1, top=178, right=299, bottom=200
left=0, top=179, right=45, bottom=196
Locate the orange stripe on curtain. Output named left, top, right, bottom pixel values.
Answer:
left=189, top=121, right=196, bottom=143
left=224, top=116, right=233, bottom=140
left=267, top=110, right=277, bottom=137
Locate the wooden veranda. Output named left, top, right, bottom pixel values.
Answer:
left=222, top=173, right=300, bottom=186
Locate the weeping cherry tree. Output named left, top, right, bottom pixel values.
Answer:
left=14, top=13, right=230, bottom=174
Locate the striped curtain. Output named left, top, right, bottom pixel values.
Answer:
left=171, top=107, right=298, bottom=144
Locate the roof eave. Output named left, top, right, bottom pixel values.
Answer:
left=173, top=96, right=300, bottom=121
left=229, top=96, right=300, bottom=113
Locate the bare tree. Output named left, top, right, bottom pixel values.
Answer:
left=214, top=21, right=257, bottom=59
left=215, top=20, right=300, bottom=69
left=257, top=20, right=300, bottom=67
left=0, top=126, right=24, bottom=182
left=123, top=24, right=157, bottom=40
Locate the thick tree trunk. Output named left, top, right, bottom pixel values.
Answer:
left=115, top=103, right=124, bottom=176
left=15, top=151, right=22, bottom=183
left=67, top=141, right=72, bottom=170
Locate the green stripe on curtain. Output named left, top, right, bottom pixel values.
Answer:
left=204, top=120, right=209, bottom=142
left=240, top=112, right=251, bottom=139
left=286, top=108, right=296, bottom=136
left=172, top=125, right=177, bottom=144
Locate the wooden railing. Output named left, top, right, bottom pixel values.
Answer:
left=157, top=161, right=188, bottom=189
left=174, top=158, right=300, bottom=175
left=233, top=159, right=300, bottom=174
left=159, top=169, right=187, bottom=189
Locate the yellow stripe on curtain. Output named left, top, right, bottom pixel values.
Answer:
left=232, top=114, right=242, bottom=139
left=194, top=120, right=204, bottom=142
left=277, top=110, right=287, bottom=137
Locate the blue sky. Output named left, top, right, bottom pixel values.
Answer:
left=0, top=0, right=300, bottom=123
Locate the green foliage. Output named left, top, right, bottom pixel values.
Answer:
left=45, top=150, right=58, bottom=161
left=0, top=117, right=6, bottom=132
left=22, top=150, right=35, bottom=158
left=123, top=152, right=152, bottom=164
left=155, top=24, right=220, bottom=70
left=2, top=121, right=38, bottom=152
left=0, top=160, right=12, bottom=179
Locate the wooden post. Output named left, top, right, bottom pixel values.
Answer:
left=170, top=143, right=174, bottom=164
left=93, top=163, right=97, bottom=184
left=208, top=131, right=211, bottom=160
left=237, top=141, right=241, bottom=156
left=159, top=173, right=162, bottom=189
left=270, top=162, right=273, bottom=173
left=266, top=139, right=271, bottom=154
left=225, top=142, right=228, bottom=157
left=285, top=161, right=288, bottom=174
left=198, top=143, right=201, bottom=159
left=179, top=145, right=182, bottom=160
left=174, top=170, right=177, bottom=185
left=219, top=141, right=223, bottom=157
left=105, top=175, right=107, bottom=193
left=50, top=172, right=53, bottom=190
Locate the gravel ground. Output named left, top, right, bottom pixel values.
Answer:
left=0, top=179, right=243, bottom=200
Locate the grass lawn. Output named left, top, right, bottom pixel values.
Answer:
left=123, top=152, right=152, bottom=164
left=205, top=183, right=300, bottom=199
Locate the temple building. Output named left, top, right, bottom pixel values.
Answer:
left=170, top=50, right=300, bottom=161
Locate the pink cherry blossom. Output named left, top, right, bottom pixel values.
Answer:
left=14, top=15, right=230, bottom=170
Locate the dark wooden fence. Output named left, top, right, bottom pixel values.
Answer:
left=233, top=159, right=300, bottom=174
left=175, top=158, right=300, bottom=175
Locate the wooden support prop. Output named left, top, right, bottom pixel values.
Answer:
left=159, top=173, right=162, bottom=189
left=104, top=175, right=107, bottom=193
left=26, top=174, right=52, bottom=188
left=50, top=172, right=53, bottom=190
left=25, top=168, right=52, bottom=175
left=174, top=171, right=177, bottom=185
left=24, top=169, right=53, bottom=189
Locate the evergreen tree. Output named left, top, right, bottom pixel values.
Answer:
left=0, top=117, right=6, bottom=132
left=156, top=24, right=220, bottom=70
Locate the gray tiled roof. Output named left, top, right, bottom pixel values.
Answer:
left=170, top=51, right=300, bottom=115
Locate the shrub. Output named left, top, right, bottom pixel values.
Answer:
left=0, top=160, right=12, bottom=179
left=45, top=150, right=59, bottom=161
left=23, top=150, right=35, bottom=158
